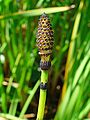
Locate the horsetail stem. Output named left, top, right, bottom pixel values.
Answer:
left=36, top=13, right=54, bottom=120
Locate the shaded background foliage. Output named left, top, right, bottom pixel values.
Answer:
left=0, top=0, right=90, bottom=120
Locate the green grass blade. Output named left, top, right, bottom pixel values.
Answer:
left=0, top=5, right=75, bottom=20
left=0, top=113, right=27, bottom=120
left=0, top=63, right=7, bottom=113
left=72, top=50, right=90, bottom=89
left=19, top=80, right=40, bottom=118
left=6, top=53, right=21, bottom=94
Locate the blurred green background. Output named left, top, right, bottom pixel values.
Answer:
left=0, top=0, right=90, bottom=120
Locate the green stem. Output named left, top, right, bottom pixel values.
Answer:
left=37, top=70, right=48, bottom=120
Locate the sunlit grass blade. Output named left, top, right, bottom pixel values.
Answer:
left=0, top=113, right=27, bottom=120
left=54, top=85, right=71, bottom=120
left=0, top=5, right=75, bottom=20
left=78, top=99, right=90, bottom=119
left=61, top=0, right=84, bottom=100
left=0, top=42, right=7, bottom=53
left=19, top=80, right=40, bottom=118
left=6, top=53, right=21, bottom=94
left=9, top=92, right=19, bottom=116
left=72, top=49, right=90, bottom=89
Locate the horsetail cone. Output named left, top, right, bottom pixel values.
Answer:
left=36, top=13, right=54, bottom=70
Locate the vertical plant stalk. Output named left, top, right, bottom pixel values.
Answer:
left=37, top=70, right=48, bottom=120
left=61, top=0, right=84, bottom=100
left=36, top=13, right=54, bottom=120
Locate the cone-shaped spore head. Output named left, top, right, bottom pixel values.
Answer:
left=36, top=13, right=54, bottom=70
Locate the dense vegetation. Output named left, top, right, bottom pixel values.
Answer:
left=0, top=0, right=90, bottom=120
